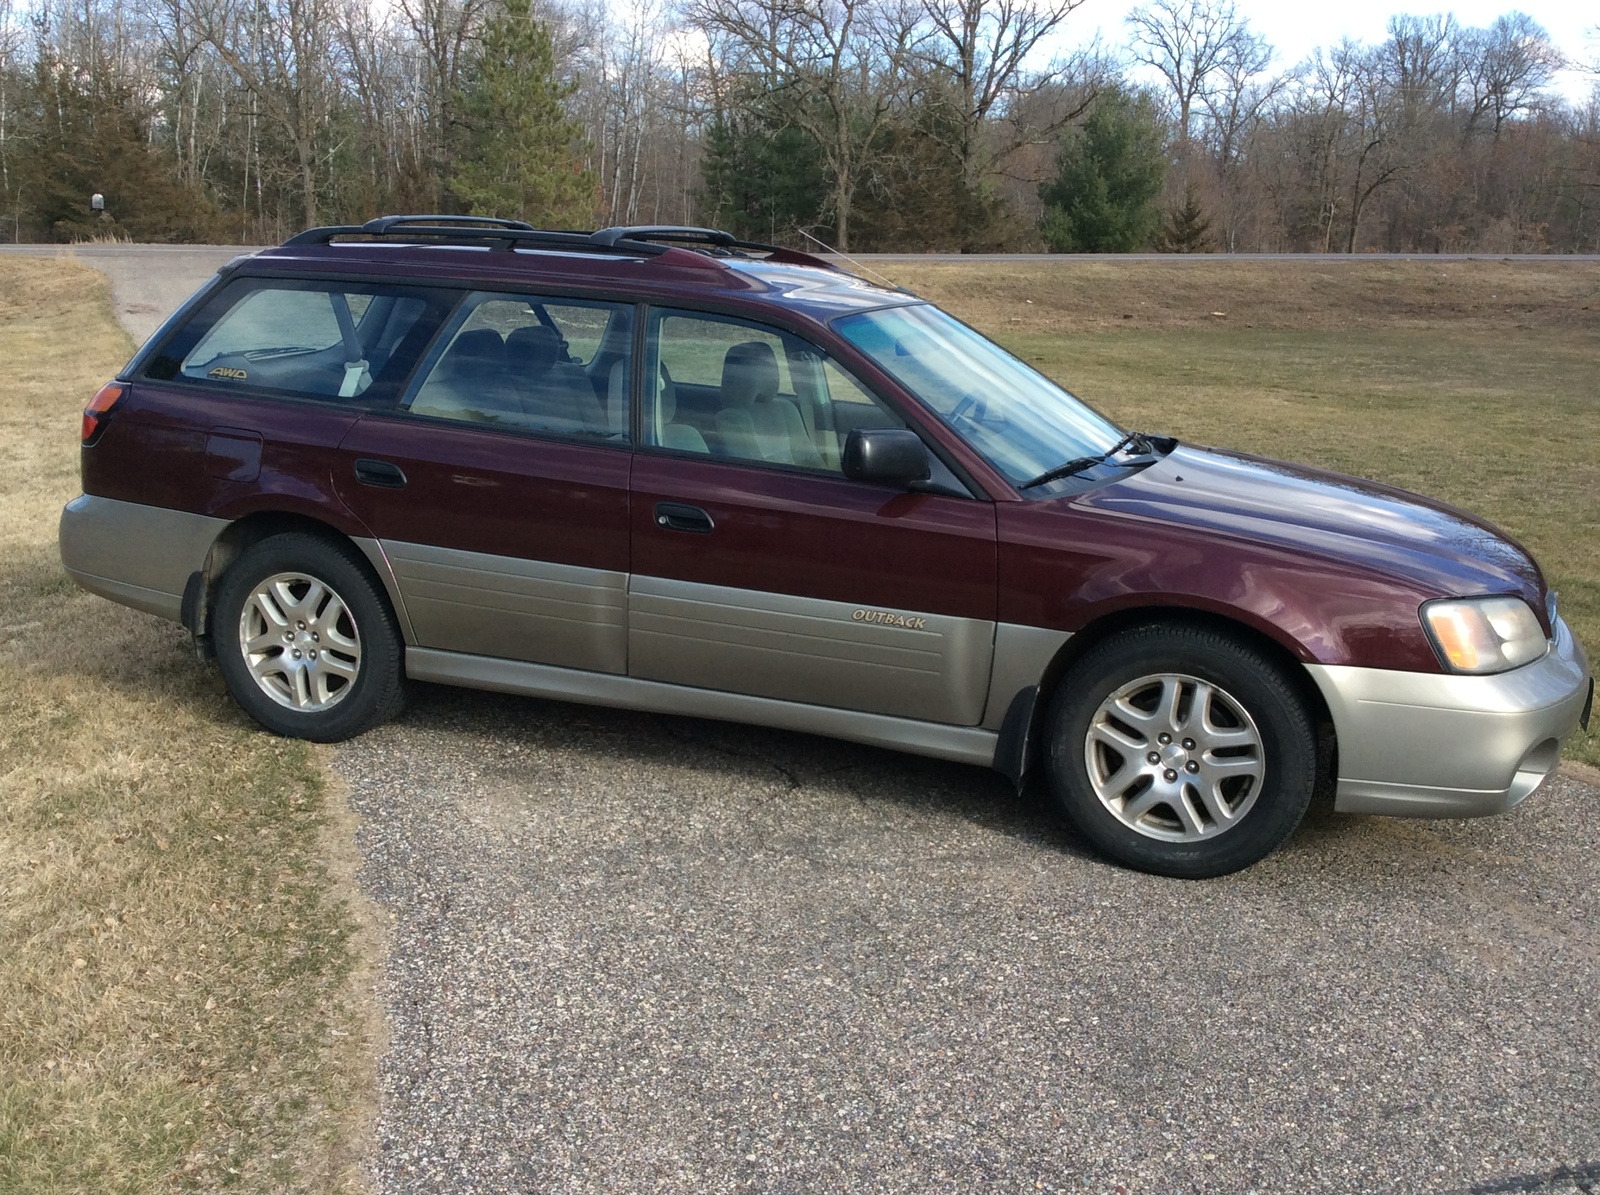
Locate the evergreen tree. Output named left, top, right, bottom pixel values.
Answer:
left=450, top=0, right=595, bottom=227
left=700, top=97, right=827, bottom=243
left=852, top=86, right=1018, bottom=252
left=1038, top=88, right=1167, bottom=253
left=23, top=50, right=220, bottom=242
left=1161, top=183, right=1214, bottom=252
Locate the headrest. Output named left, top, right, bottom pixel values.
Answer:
left=505, top=324, right=561, bottom=373
left=657, top=364, right=677, bottom=422
left=720, top=340, right=779, bottom=408
left=605, top=359, right=628, bottom=433
left=445, top=328, right=504, bottom=370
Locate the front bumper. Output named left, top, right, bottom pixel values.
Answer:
left=1306, top=615, right=1591, bottom=818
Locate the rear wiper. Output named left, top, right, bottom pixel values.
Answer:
left=1019, top=431, right=1161, bottom=491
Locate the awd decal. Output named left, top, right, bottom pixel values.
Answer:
left=852, top=608, right=927, bottom=630
left=208, top=366, right=249, bottom=381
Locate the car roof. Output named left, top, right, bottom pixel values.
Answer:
left=234, top=238, right=921, bottom=324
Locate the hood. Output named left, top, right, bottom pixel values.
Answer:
left=1073, top=445, right=1545, bottom=606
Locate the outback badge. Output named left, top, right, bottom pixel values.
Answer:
left=851, top=608, right=927, bottom=630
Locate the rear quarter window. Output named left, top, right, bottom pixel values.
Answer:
left=144, top=278, right=457, bottom=405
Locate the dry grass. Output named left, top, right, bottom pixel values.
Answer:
left=895, top=259, right=1599, bottom=765
left=0, top=257, right=380, bottom=1193
left=886, top=257, right=1600, bottom=334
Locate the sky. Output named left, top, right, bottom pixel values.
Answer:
left=1056, top=0, right=1598, bottom=103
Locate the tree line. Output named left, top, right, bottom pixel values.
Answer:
left=1, top=0, right=1596, bottom=251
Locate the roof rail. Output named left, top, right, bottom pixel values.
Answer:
left=364, top=214, right=537, bottom=235
left=592, top=225, right=839, bottom=269
left=282, top=215, right=658, bottom=256
left=281, top=215, right=841, bottom=270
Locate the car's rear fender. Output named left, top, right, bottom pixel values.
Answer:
left=185, top=511, right=414, bottom=654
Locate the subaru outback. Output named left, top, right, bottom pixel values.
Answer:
left=59, top=215, right=1593, bottom=877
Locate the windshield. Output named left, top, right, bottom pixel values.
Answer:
left=833, top=303, right=1122, bottom=485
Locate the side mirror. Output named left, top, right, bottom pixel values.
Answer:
left=841, top=428, right=931, bottom=486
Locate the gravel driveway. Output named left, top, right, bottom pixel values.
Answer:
left=337, top=686, right=1600, bottom=1195
left=33, top=244, right=1600, bottom=1194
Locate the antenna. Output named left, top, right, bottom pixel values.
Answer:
left=795, top=229, right=905, bottom=291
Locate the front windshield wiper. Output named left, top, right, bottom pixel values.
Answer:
left=1018, top=431, right=1163, bottom=491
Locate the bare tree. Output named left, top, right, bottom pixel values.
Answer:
left=397, top=0, right=491, bottom=205
left=1382, top=13, right=1460, bottom=118
left=1462, top=12, right=1564, bottom=139
left=912, top=0, right=1088, bottom=191
left=686, top=0, right=915, bottom=249
left=568, top=0, right=676, bottom=224
left=1341, top=44, right=1409, bottom=252
left=194, top=0, right=341, bottom=226
left=1127, top=0, right=1254, bottom=145
left=0, top=0, right=22, bottom=237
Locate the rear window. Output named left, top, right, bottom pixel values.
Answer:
left=145, top=278, right=456, bottom=404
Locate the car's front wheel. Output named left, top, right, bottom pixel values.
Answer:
left=1045, top=624, right=1317, bottom=878
left=213, top=533, right=405, bottom=741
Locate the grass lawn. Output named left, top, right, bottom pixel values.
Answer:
left=893, top=261, right=1599, bottom=767
left=0, top=258, right=377, bottom=1192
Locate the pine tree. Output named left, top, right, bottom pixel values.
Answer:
left=23, top=50, right=220, bottom=242
left=450, top=0, right=595, bottom=227
left=1161, top=184, right=1214, bottom=252
left=700, top=96, right=827, bottom=243
left=1038, top=88, right=1166, bottom=253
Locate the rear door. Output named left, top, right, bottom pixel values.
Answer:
left=119, top=275, right=456, bottom=529
left=628, top=307, right=998, bottom=726
left=333, top=292, right=636, bottom=673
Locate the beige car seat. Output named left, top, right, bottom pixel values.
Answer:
left=714, top=341, right=822, bottom=467
left=410, top=328, right=515, bottom=423
left=655, top=366, right=709, bottom=453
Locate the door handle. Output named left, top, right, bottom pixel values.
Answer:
left=654, top=502, right=714, bottom=534
left=354, top=458, right=407, bottom=488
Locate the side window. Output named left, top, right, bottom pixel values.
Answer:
left=644, top=308, right=900, bottom=472
left=403, top=293, right=631, bottom=442
left=146, top=279, right=447, bottom=403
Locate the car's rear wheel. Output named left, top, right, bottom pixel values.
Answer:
left=1045, top=624, right=1317, bottom=878
left=214, top=533, right=405, bottom=741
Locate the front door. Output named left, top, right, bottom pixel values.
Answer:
left=334, top=292, right=636, bottom=673
left=628, top=307, right=997, bottom=725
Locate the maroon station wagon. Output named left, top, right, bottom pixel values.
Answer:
left=59, top=216, right=1593, bottom=877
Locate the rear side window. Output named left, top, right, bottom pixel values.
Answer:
left=145, top=278, right=456, bottom=404
left=401, top=292, right=633, bottom=442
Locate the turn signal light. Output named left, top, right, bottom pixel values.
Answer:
left=1421, top=596, right=1547, bottom=674
left=82, top=382, right=125, bottom=444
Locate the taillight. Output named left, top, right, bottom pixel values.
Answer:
left=82, top=382, right=125, bottom=444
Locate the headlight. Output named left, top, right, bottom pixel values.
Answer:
left=1421, top=596, right=1548, bottom=674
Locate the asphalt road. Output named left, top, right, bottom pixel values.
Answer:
left=29, top=244, right=1600, bottom=1194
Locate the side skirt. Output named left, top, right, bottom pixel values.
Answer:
left=407, top=647, right=1000, bottom=769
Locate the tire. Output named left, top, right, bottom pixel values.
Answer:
left=1044, top=623, right=1317, bottom=879
left=213, top=532, right=406, bottom=742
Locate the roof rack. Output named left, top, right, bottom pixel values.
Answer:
left=592, top=225, right=837, bottom=270
left=281, top=215, right=840, bottom=271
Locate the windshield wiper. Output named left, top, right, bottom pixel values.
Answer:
left=1018, top=431, right=1160, bottom=491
